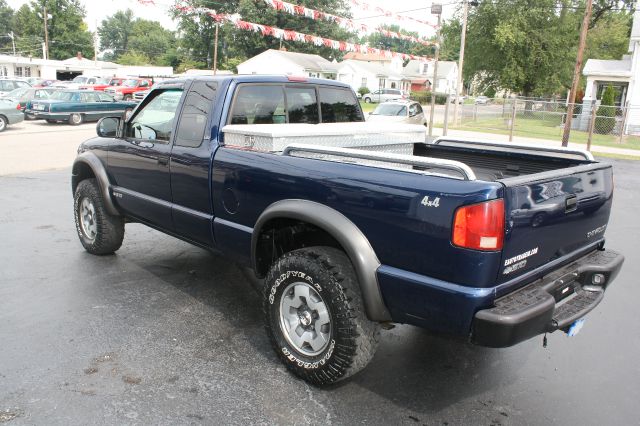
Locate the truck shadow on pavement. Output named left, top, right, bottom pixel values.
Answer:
left=119, top=224, right=529, bottom=417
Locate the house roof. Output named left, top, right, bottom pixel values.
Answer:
left=583, top=58, right=632, bottom=78
left=240, top=49, right=337, bottom=73
left=402, top=60, right=457, bottom=79
left=342, top=52, right=392, bottom=62
left=338, top=59, right=405, bottom=80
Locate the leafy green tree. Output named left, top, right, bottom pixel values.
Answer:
left=364, top=24, right=433, bottom=59
left=438, top=19, right=462, bottom=62
left=116, top=50, right=151, bottom=66
left=98, top=9, right=134, bottom=56
left=173, top=0, right=356, bottom=70
left=595, top=84, right=617, bottom=134
left=10, top=0, right=93, bottom=60
left=586, top=11, right=632, bottom=61
left=0, top=0, right=14, bottom=54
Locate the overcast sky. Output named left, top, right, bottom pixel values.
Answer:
left=6, top=0, right=458, bottom=39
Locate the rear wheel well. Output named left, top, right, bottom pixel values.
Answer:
left=72, top=162, right=96, bottom=194
left=254, top=218, right=342, bottom=278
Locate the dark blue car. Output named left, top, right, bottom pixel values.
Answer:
left=25, top=90, right=136, bottom=125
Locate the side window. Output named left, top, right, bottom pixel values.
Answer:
left=98, top=92, right=113, bottom=102
left=229, top=85, right=285, bottom=125
left=175, top=81, right=217, bottom=148
left=126, top=89, right=183, bottom=142
left=35, top=90, right=48, bottom=99
left=408, top=104, right=417, bottom=116
left=140, top=80, right=149, bottom=87
left=285, top=86, right=318, bottom=124
left=70, top=92, right=81, bottom=102
left=319, top=87, right=364, bottom=123
left=415, top=103, right=423, bottom=114
left=83, top=92, right=99, bottom=102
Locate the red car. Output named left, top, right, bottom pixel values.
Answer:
left=92, top=77, right=126, bottom=92
left=104, top=78, right=152, bottom=100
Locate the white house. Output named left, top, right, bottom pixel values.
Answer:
left=581, top=2, right=640, bottom=133
left=0, top=52, right=172, bottom=80
left=336, top=59, right=409, bottom=93
left=402, top=60, right=458, bottom=94
left=236, top=49, right=337, bottom=79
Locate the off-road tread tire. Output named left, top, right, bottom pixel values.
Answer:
left=263, top=246, right=380, bottom=386
left=74, top=178, right=124, bottom=255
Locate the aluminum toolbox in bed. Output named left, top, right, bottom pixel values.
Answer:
left=221, top=122, right=426, bottom=155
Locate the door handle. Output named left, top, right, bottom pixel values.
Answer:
left=158, top=157, right=169, bottom=166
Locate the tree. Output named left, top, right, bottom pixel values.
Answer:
left=0, top=0, right=14, bottom=54
left=364, top=25, right=434, bottom=59
left=10, top=0, right=93, bottom=60
left=463, top=0, right=582, bottom=97
left=116, top=51, right=150, bottom=66
left=586, top=11, right=632, bottom=61
left=98, top=9, right=134, bottom=56
left=595, top=84, right=617, bottom=134
left=439, top=19, right=462, bottom=62
left=172, top=0, right=356, bottom=70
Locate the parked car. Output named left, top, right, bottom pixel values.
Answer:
left=366, top=100, right=427, bottom=126
left=475, top=95, right=491, bottom=105
left=132, top=88, right=151, bottom=102
left=29, top=79, right=59, bottom=88
left=25, top=90, right=136, bottom=125
left=3, top=87, right=57, bottom=116
left=71, top=75, right=623, bottom=386
left=92, top=77, right=126, bottom=92
left=450, top=95, right=467, bottom=104
left=104, top=78, right=153, bottom=101
left=0, top=79, right=31, bottom=96
left=362, top=88, right=406, bottom=103
left=0, top=98, right=24, bottom=132
left=53, top=75, right=102, bottom=90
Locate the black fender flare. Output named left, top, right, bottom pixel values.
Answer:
left=71, top=151, right=120, bottom=216
left=252, top=199, right=392, bottom=322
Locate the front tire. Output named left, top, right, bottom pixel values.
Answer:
left=263, top=247, right=380, bottom=386
left=123, top=94, right=132, bottom=101
left=74, top=178, right=124, bottom=255
left=364, top=97, right=371, bottom=103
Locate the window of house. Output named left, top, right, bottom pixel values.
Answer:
left=175, top=81, right=217, bottom=148
left=361, top=77, right=367, bottom=87
left=391, top=82, right=397, bottom=89
left=0, top=66, right=7, bottom=77
left=378, top=78, right=385, bottom=89
left=15, top=66, right=22, bottom=77
left=24, top=67, right=31, bottom=77
left=319, top=86, right=363, bottom=123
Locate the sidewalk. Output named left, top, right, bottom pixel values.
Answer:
left=430, top=128, right=640, bottom=158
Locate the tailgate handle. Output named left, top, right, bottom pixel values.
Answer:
left=565, top=195, right=578, bottom=213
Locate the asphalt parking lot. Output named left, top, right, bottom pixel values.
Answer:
left=1, top=125, right=639, bottom=425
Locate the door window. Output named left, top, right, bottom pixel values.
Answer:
left=126, top=89, right=183, bottom=142
left=82, top=92, right=100, bottom=103
left=409, top=104, right=418, bottom=117
left=175, top=81, right=217, bottom=148
left=98, top=92, right=114, bottom=102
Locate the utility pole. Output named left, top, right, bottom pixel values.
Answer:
left=453, top=0, right=469, bottom=126
left=213, top=23, right=219, bottom=75
left=8, top=31, right=16, bottom=56
left=43, top=6, right=49, bottom=60
left=428, top=4, right=443, bottom=138
left=93, top=20, right=98, bottom=67
left=561, top=0, right=593, bottom=147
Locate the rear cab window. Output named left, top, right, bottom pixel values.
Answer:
left=228, top=83, right=362, bottom=125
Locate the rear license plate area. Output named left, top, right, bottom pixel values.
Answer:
left=550, top=281, right=577, bottom=303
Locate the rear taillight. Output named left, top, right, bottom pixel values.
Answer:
left=452, top=199, right=505, bottom=251
left=16, top=104, right=21, bottom=110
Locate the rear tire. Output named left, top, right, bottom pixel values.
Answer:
left=0, top=115, right=7, bottom=132
left=74, top=178, right=124, bottom=255
left=263, top=246, right=380, bottom=386
left=364, top=97, right=371, bottom=103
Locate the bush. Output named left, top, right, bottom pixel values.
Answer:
left=409, top=91, right=448, bottom=105
left=357, top=87, right=370, bottom=96
left=595, top=85, right=616, bottom=134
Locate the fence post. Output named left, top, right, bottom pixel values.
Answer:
left=509, top=99, right=517, bottom=142
left=587, top=100, right=597, bottom=151
left=619, top=101, right=630, bottom=144
left=443, top=93, right=451, bottom=136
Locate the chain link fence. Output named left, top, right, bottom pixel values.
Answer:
left=436, top=96, right=640, bottom=150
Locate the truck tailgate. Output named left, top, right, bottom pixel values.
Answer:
left=498, top=163, right=613, bottom=283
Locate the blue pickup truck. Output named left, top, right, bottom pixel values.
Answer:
left=71, top=75, right=624, bottom=385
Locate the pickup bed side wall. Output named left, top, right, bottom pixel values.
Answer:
left=210, top=147, right=505, bottom=288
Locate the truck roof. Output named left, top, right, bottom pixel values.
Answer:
left=154, top=74, right=354, bottom=90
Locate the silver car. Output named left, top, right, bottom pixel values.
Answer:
left=362, top=88, right=406, bottom=103
left=366, top=100, right=427, bottom=126
left=0, top=98, right=25, bottom=132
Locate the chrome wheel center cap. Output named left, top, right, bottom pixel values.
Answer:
left=299, top=310, right=313, bottom=327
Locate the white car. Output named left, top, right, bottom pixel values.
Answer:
left=362, top=88, right=406, bottom=103
left=366, top=100, right=427, bottom=126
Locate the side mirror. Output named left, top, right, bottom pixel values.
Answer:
left=96, top=116, right=120, bottom=138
